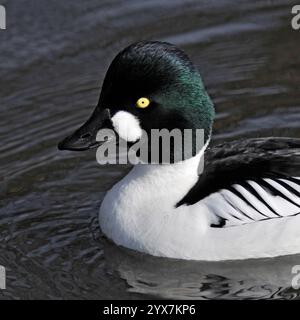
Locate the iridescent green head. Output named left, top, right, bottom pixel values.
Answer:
left=58, top=41, right=215, bottom=160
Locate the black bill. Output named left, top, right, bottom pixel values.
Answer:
left=58, top=108, right=112, bottom=151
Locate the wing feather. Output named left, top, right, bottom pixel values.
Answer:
left=176, top=138, right=300, bottom=228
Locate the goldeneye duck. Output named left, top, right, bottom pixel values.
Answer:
left=58, top=41, right=300, bottom=261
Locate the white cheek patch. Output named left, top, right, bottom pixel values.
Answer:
left=111, top=111, right=143, bottom=142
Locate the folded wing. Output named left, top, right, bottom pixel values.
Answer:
left=176, top=138, right=300, bottom=227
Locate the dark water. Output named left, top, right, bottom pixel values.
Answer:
left=1, top=0, right=300, bottom=299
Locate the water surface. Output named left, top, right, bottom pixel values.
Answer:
left=0, top=0, right=300, bottom=299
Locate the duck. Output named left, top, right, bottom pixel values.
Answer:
left=58, top=41, right=300, bottom=261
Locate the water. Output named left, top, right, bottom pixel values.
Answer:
left=0, top=0, right=300, bottom=299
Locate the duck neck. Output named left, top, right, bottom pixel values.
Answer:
left=125, top=142, right=208, bottom=207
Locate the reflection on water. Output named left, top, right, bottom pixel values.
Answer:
left=0, top=0, right=300, bottom=299
left=105, top=243, right=300, bottom=300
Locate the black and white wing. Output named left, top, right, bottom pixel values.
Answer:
left=177, top=138, right=300, bottom=227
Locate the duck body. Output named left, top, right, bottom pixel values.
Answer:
left=99, top=137, right=300, bottom=261
left=58, top=41, right=300, bottom=261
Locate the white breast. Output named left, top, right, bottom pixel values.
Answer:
left=99, top=151, right=213, bottom=257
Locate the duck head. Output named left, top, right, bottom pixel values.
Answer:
left=58, top=41, right=215, bottom=162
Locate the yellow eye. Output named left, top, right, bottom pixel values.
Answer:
left=136, top=97, right=150, bottom=109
